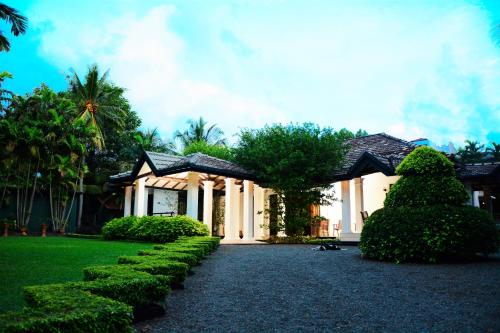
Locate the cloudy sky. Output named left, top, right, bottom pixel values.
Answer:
left=1, top=0, right=499, bottom=145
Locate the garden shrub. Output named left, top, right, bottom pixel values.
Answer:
left=101, top=216, right=137, bottom=240
left=153, top=244, right=207, bottom=259
left=117, top=260, right=190, bottom=284
left=101, top=215, right=209, bottom=242
left=0, top=285, right=132, bottom=333
left=360, top=146, right=499, bottom=263
left=266, top=235, right=337, bottom=244
left=121, top=252, right=199, bottom=267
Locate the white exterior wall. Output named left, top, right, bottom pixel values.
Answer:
left=320, top=172, right=400, bottom=237
left=152, top=189, right=179, bottom=215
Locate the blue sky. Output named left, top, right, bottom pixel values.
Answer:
left=1, top=0, right=499, bottom=145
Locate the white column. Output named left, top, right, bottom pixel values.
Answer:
left=203, top=180, right=214, bottom=235
left=134, top=178, right=145, bottom=217
left=350, top=177, right=363, bottom=232
left=242, top=180, right=254, bottom=240
left=143, top=188, right=149, bottom=216
left=473, top=191, right=483, bottom=208
left=341, top=180, right=352, bottom=234
left=253, top=185, right=265, bottom=239
left=234, top=184, right=242, bottom=239
left=124, top=186, right=132, bottom=217
left=224, top=178, right=236, bottom=240
left=186, top=172, right=199, bottom=220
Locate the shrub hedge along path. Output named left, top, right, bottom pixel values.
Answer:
left=0, top=236, right=220, bottom=332
left=138, top=245, right=500, bottom=333
left=0, top=237, right=154, bottom=313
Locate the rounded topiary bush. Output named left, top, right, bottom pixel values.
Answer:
left=102, top=216, right=137, bottom=240
left=360, top=146, right=499, bottom=263
left=102, top=215, right=209, bottom=243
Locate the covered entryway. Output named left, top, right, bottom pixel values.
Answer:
left=110, top=151, right=271, bottom=241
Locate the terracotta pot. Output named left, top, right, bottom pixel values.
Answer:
left=20, top=227, right=28, bottom=236
left=3, top=223, right=8, bottom=237
left=41, top=224, right=47, bottom=237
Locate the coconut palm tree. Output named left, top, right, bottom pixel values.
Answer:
left=457, top=140, right=485, bottom=163
left=486, top=142, right=500, bottom=162
left=134, top=128, right=177, bottom=154
left=0, top=3, right=27, bottom=52
left=69, top=64, right=126, bottom=150
left=174, top=117, right=226, bottom=148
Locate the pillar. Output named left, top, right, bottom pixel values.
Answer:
left=234, top=184, right=242, bottom=239
left=224, top=178, right=236, bottom=240
left=243, top=180, right=254, bottom=240
left=341, top=180, right=352, bottom=234
left=124, top=186, right=132, bottom=217
left=350, top=177, right=363, bottom=232
left=186, top=172, right=199, bottom=220
left=253, top=185, right=265, bottom=239
left=203, top=180, right=214, bottom=235
left=134, top=178, right=145, bottom=217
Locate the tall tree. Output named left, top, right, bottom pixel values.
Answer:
left=134, top=128, right=176, bottom=154
left=457, top=140, right=485, bottom=163
left=486, top=142, right=500, bottom=162
left=0, top=71, right=13, bottom=113
left=69, top=64, right=126, bottom=228
left=0, top=3, right=27, bottom=52
left=174, top=117, right=226, bottom=148
left=234, top=123, right=347, bottom=235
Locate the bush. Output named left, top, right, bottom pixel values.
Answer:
left=102, top=216, right=137, bottom=240
left=101, top=215, right=209, bottom=242
left=0, top=285, right=133, bottom=333
left=153, top=244, right=207, bottom=259
left=122, top=252, right=199, bottom=267
left=360, top=206, right=499, bottom=263
left=395, top=146, right=455, bottom=176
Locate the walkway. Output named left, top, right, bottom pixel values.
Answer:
left=137, top=245, right=500, bottom=333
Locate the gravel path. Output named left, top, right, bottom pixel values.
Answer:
left=137, top=245, right=500, bottom=333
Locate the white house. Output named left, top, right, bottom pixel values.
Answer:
left=110, top=133, right=500, bottom=242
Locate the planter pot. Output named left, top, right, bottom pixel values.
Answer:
left=41, top=224, right=47, bottom=237
left=57, top=228, right=65, bottom=235
left=20, top=227, right=28, bottom=236
left=3, top=223, right=8, bottom=237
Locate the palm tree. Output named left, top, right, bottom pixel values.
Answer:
left=457, top=140, right=485, bottom=163
left=486, top=142, right=500, bottom=162
left=134, top=128, right=177, bottom=154
left=69, top=64, right=126, bottom=229
left=0, top=3, right=27, bottom=52
left=174, top=117, right=226, bottom=148
left=69, top=64, right=126, bottom=149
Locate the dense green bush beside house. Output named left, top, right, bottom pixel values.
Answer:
left=102, top=215, right=209, bottom=242
left=360, top=146, right=499, bottom=263
left=0, top=236, right=220, bottom=332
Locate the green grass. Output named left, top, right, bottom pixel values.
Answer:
left=0, top=236, right=153, bottom=313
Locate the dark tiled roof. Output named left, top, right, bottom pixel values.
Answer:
left=455, top=163, right=500, bottom=180
left=109, top=151, right=256, bottom=182
left=332, top=133, right=416, bottom=179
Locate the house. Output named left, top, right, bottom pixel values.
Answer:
left=109, top=133, right=500, bottom=242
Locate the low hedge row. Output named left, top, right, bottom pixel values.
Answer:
left=266, top=236, right=337, bottom=244
left=102, top=215, right=209, bottom=242
left=0, top=236, right=221, bottom=333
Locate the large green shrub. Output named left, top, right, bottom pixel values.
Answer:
left=101, top=216, right=137, bottom=240
left=101, top=215, right=209, bottom=242
left=360, top=146, right=499, bottom=263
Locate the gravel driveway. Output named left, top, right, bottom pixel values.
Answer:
left=137, top=245, right=500, bottom=333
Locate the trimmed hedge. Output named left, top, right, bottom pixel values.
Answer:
left=0, top=236, right=221, bottom=332
left=0, top=285, right=133, bottom=333
left=102, top=215, right=209, bottom=242
left=360, top=146, right=499, bottom=263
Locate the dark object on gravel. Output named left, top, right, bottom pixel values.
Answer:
left=313, top=242, right=341, bottom=251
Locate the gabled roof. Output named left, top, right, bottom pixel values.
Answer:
left=455, top=162, right=500, bottom=180
left=332, top=133, right=416, bottom=180
left=109, top=151, right=256, bottom=183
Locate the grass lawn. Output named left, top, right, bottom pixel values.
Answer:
left=0, top=236, right=154, bottom=313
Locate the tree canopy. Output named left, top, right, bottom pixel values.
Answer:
left=174, top=117, right=226, bottom=148
left=182, top=141, right=233, bottom=160
left=0, top=3, right=27, bottom=52
left=233, top=123, right=347, bottom=235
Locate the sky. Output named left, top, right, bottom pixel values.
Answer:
left=1, top=0, right=499, bottom=146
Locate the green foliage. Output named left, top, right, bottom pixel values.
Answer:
left=456, top=140, right=485, bottom=163
left=266, top=236, right=337, bottom=244
left=0, top=4, right=27, bottom=52
left=133, top=128, right=176, bottom=155
left=234, top=123, right=346, bottom=235
left=101, top=216, right=138, bottom=240
left=0, top=285, right=132, bottom=333
left=183, top=140, right=233, bottom=160
left=152, top=244, right=207, bottom=260
left=360, top=146, right=499, bottom=263
left=360, top=206, right=499, bottom=263
left=384, top=176, right=469, bottom=208
left=102, top=215, right=209, bottom=242
left=395, top=146, right=455, bottom=176
left=136, top=250, right=200, bottom=266
left=174, top=117, right=226, bottom=148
